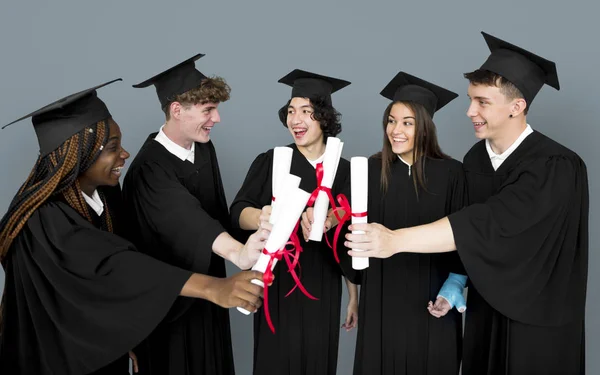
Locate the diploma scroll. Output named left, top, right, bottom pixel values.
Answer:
left=308, top=137, right=344, bottom=242
left=237, top=186, right=310, bottom=315
left=351, top=157, right=369, bottom=270
left=270, top=147, right=294, bottom=225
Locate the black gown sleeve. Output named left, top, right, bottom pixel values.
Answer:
left=448, top=155, right=588, bottom=325
left=229, top=151, right=273, bottom=230
left=127, top=161, right=225, bottom=274
left=443, top=161, right=468, bottom=275
left=0, top=202, right=192, bottom=375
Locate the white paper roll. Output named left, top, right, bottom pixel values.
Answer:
left=309, top=137, right=343, bottom=242
left=351, top=157, right=369, bottom=270
left=270, top=174, right=300, bottom=225
left=238, top=186, right=310, bottom=315
left=270, top=147, right=294, bottom=225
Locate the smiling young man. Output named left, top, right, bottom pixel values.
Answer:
left=346, top=32, right=589, bottom=374
left=121, top=54, right=268, bottom=375
left=230, top=70, right=359, bottom=375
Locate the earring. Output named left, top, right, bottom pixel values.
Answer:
left=509, top=114, right=513, bottom=118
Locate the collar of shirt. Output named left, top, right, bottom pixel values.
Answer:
left=82, top=190, right=104, bottom=216
left=485, top=124, right=533, bottom=170
left=306, top=153, right=326, bottom=169
left=154, top=125, right=195, bottom=163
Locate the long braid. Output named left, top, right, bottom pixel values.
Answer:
left=0, top=119, right=112, bottom=262
left=0, top=119, right=115, bottom=335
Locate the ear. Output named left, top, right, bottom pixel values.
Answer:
left=510, top=97, right=527, bottom=117
left=169, top=102, right=182, bottom=120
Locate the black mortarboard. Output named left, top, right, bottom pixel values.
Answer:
left=2, top=79, right=121, bottom=156
left=132, top=53, right=207, bottom=108
left=278, top=69, right=350, bottom=104
left=479, top=31, right=560, bottom=105
left=380, top=72, right=458, bottom=117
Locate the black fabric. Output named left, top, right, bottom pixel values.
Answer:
left=379, top=72, right=458, bottom=117
left=478, top=31, right=560, bottom=105
left=122, top=135, right=234, bottom=375
left=2, top=79, right=121, bottom=156
left=353, top=156, right=466, bottom=375
left=0, top=199, right=192, bottom=375
left=278, top=69, right=351, bottom=104
left=448, top=131, right=588, bottom=374
left=132, top=54, right=207, bottom=108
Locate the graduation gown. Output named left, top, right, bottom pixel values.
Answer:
left=353, top=157, right=465, bottom=375
left=122, top=134, right=234, bottom=375
left=0, top=196, right=192, bottom=375
left=230, top=144, right=356, bottom=375
left=448, top=131, right=588, bottom=375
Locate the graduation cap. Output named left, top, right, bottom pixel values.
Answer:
left=132, top=53, right=207, bottom=109
left=2, top=78, right=122, bottom=157
left=380, top=72, right=458, bottom=117
left=479, top=31, right=560, bottom=105
left=278, top=69, right=350, bottom=104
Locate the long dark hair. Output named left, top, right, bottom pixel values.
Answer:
left=278, top=95, right=342, bottom=140
left=0, top=118, right=116, bottom=262
left=375, top=101, right=449, bottom=195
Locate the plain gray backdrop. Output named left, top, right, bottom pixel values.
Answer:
left=0, top=1, right=597, bottom=374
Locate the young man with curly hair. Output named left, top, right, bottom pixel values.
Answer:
left=230, top=69, right=358, bottom=375
left=122, top=54, right=269, bottom=375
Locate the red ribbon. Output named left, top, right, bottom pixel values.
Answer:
left=261, top=223, right=318, bottom=334
left=326, top=194, right=367, bottom=265
left=306, top=162, right=343, bottom=262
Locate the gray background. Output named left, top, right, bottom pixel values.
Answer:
left=0, top=0, right=597, bottom=374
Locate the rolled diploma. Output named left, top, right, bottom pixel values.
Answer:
left=309, top=137, right=343, bottom=241
left=271, top=174, right=300, bottom=225
left=350, top=157, right=369, bottom=270
left=238, top=186, right=310, bottom=315
left=270, top=147, right=294, bottom=225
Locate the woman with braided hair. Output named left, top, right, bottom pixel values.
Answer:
left=0, top=79, right=268, bottom=375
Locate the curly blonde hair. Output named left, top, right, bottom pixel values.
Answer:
left=164, top=76, right=231, bottom=120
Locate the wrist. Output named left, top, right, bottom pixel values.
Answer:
left=203, top=275, right=221, bottom=305
left=392, top=228, right=404, bottom=254
left=231, top=243, right=245, bottom=269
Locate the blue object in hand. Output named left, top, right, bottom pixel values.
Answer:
left=437, top=273, right=467, bottom=312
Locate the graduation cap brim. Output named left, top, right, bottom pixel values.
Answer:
left=380, top=72, right=458, bottom=117
left=480, top=32, right=559, bottom=104
left=132, top=53, right=207, bottom=108
left=278, top=69, right=350, bottom=101
left=2, top=78, right=122, bottom=129
left=2, top=78, right=122, bottom=156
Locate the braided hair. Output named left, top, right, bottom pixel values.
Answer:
left=0, top=118, right=116, bottom=263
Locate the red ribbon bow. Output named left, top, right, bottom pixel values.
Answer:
left=262, top=222, right=318, bottom=333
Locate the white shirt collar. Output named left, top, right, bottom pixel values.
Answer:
left=154, top=125, right=195, bottom=163
left=82, top=190, right=104, bottom=216
left=486, top=124, right=533, bottom=171
left=307, top=153, right=326, bottom=169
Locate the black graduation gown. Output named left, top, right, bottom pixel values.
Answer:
left=448, top=131, right=588, bottom=375
left=353, top=157, right=465, bottom=375
left=0, top=198, right=192, bottom=375
left=122, top=134, right=234, bottom=375
left=230, top=144, right=356, bottom=375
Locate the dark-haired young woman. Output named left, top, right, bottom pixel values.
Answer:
left=353, top=72, right=466, bottom=375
